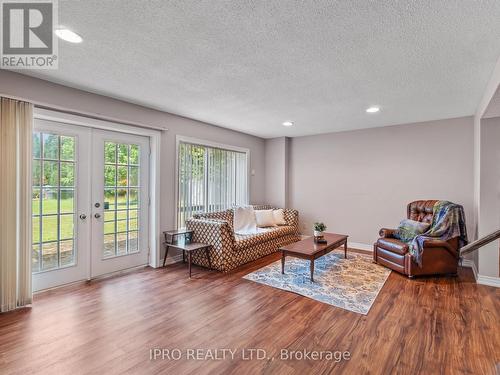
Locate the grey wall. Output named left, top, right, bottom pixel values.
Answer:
left=0, top=71, right=266, bottom=261
left=479, top=117, right=500, bottom=277
left=0, top=70, right=479, bottom=266
left=288, top=117, right=475, bottom=247
left=264, top=137, right=289, bottom=208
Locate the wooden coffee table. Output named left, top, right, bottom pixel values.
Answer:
left=280, top=233, right=348, bottom=282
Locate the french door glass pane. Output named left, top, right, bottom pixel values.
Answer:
left=43, top=134, right=59, bottom=159
left=41, top=216, right=57, bottom=242
left=103, top=234, right=115, bottom=258
left=33, top=133, right=41, bottom=158
left=60, top=240, right=74, bottom=267
left=42, top=242, right=58, bottom=271
left=128, top=231, right=138, bottom=252
left=41, top=189, right=58, bottom=215
left=32, top=132, right=77, bottom=273
left=32, top=160, right=41, bottom=186
left=32, top=188, right=40, bottom=215
left=60, top=162, right=75, bottom=186
left=102, top=142, right=141, bottom=258
left=60, top=189, right=74, bottom=213
left=60, top=136, right=75, bottom=161
left=43, top=161, right=59, bottom=186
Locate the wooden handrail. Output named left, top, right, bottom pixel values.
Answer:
left=460, top=229, right=500, bottom=256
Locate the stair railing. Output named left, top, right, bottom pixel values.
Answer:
left=460, top=229, right=500, bottom=256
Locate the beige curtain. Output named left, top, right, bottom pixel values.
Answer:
left=0, top=97, right=33, bottom=312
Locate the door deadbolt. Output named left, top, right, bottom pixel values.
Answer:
left=95, top=203, right=101, bottom=208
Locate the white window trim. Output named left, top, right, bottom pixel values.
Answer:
left=34, top=107, right=164, bottom=269
left=175, top=135, right=251, bottom=228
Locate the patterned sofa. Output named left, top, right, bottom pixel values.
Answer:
left=186, top=205, right=300, bottom=272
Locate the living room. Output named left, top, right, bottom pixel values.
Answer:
left=0, top=1, right=499, bottom=374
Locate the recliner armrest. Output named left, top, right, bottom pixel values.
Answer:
left=422, top=239, right=458, bottom=258
left=379, top=228, right=397, bottom=238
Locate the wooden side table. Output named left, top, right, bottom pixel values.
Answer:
left=163, top=242, right=211, bottom=278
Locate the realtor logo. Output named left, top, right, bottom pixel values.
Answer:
left=1, top=0, right=58, bottom=69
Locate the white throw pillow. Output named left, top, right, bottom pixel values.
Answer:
left=255, top=209, right=277, bottom=228
left=273, top=209, right=286, bottom=225
left=233, top=206, right=258, bottom=234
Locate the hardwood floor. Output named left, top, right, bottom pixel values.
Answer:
left=0, top=250, right=498, bottom=375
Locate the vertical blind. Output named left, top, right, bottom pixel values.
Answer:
left=177, top=141, right=248, bottom=228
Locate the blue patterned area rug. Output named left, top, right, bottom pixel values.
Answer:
left=243, top=250, right=391, bottom=315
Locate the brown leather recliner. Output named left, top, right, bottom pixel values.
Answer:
left=373, top=200, right=459, bottom=277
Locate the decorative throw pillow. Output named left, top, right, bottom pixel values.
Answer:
left=233, top=206, right=257, bottom=234
left=273, top=209, right=286, bottom=226
left=394, top=219, right=430, bottom=242
left=255, top=209, right=277, bottom=227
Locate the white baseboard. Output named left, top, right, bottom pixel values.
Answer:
left=461, top=260, right=500, bottom=287
left=476, top=274, right=500, bottom=288
left=461, top=259, right=478, bottom=281
left=348, top=242, right=373, bottom=252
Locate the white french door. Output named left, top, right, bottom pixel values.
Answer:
left=91, top=130, right=149, bottom=277
left=32, top=120, right=150, bottom=291
left=32, top=120, right=91, bottom=291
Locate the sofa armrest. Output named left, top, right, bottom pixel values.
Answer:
left=283, top=209, right=299, bottom=230
left=379, top=228, right=397, bottom=238
left=186, top=218, right=235, bottom=252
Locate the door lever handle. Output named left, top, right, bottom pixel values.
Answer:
left=94, top=213, right=101, bottom=219
left=79, top=214, right=87, bottom=220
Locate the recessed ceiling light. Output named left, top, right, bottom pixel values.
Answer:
left=282, top=121, right=294, bottom=127
left=366, top=106, right=380, bottom=113
left=55, top=28, right=83, bottom=43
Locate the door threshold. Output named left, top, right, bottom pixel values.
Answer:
left=90, top=264, right=150, bottom=282
left=34, top=264, right=150, bottom=295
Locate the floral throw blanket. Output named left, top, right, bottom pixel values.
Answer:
left=408, top=200, right=468, bottom=267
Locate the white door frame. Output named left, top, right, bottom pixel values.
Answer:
left=34, top=108, right=163, bottom=273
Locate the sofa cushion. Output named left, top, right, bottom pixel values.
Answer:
left=376, top=238, right=409, bottom=255
left=234, top=226, right=296, bottom=250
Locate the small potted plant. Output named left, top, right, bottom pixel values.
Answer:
left=313, top=222, right=327, bottom=239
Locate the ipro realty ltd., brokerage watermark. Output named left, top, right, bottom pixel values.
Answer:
left=150, top=348, right=351, bottom=362
left=1, top=0, right=58, bottom=69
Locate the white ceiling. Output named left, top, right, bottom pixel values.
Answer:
left=20, top=0, right=500, bottom=138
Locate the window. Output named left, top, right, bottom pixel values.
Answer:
left=177, top=140, right=248, bottom=228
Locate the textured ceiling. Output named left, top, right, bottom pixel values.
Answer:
left=19, top=0, right=500, bottom=138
